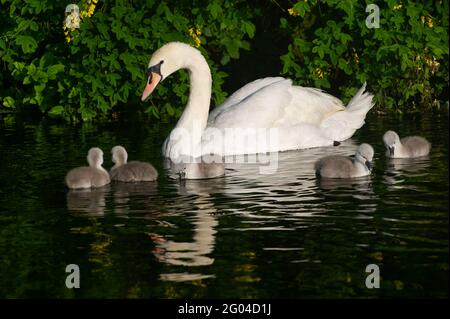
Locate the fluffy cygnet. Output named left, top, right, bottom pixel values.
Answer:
left=65, top=147, right=110, bottom=189
left=315, top=143, right=374, bottom=178
left=110, top=145, right=158, bottom=182
left=179, top=154, right=225, bottom=180
left=383, top=130, right=431, bottom=158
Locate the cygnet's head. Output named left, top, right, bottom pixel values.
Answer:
left=383, top=130, right=400, bottom=156
left=355, top=143, right=374, bottom=170
left=178, top=154, right=225, bottom=180
left=87, top=147, right=104, bottom=167
left=111, top=145, right=128, bottom=166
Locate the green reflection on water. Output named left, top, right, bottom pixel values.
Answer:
left=0, top=112, right=448, bottom=298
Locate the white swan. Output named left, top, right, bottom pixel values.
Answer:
left=141, top=42, right=374, bottom=160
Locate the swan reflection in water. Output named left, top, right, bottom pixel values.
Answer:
left=66, top=186, right=109, bottom=216
left=66, top=140, right=378, bottom=282
left=150, top=178, right=223, bottom=282
left=66, top=182, right=159, bottom=216
left=316, top=176, right=372, bottom=191
left=222, top=139, right=374, bottom=196
left=154, top=140, right=377, bottom=280
left=387, top=156, right=431, bottom=174
left=112, top=182, right=158, bottom=215
left=217, top=139, right=377, bottom=221
left=383, top=156, right=431, bottom=190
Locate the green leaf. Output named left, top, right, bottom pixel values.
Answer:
left=2, top=96, right=15, bottom=108
left=165, top=103, right=175, bottom=116
left=12, top=61, right=25, bottom=74
left=47, top=64, right=65, bottom=79
left=110, top=60, right=121, bottom=71
left=222, top=38, right=241, bottom=59
left=208, top=2, right=223, bottom=19
left=126, top=65, right=141, bottom=81
left=293, top=1, right=310, bottom=17
left=340, top=33, right=352, bottom=44
left=145, top=105, right=160, bottom=119
left=106, top=73, right=121, bottom=86
left=312, top=46, right=325, bottom=59
left=15, top=35, right=38, bottom=54
left=48, top=105, right=64, bottom=116
left=244, top=22, right=256, bottom=38
left=220, top=54, right=230, bottom=65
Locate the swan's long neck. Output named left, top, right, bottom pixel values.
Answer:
left=175, top=52, right=212, bottom=138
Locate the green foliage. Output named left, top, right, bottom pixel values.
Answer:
left=0, top=0, right=257, bottom=122
left=0, top=0, right=448, bottom=122
left=281, top=0, right=449, bottom=112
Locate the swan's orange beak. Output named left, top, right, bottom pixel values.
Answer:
left=141, top=72, right=162, bottom=102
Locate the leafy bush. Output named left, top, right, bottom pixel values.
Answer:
left=281, top=0, right=448, bottom=112
left=0, top=0, right=257, bottom=122
left=0, top=0, right=448, bottom=122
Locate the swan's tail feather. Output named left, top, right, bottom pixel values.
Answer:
left=320, top=82, right=374, bottom=141
left=346, top=82, right=374, bottom=112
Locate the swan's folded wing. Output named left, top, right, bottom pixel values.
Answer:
left=282, top=87, right=345, bottom=126
left=208, top=77, right=287, bottom=125
left=208, top=78, right=292, bottom=129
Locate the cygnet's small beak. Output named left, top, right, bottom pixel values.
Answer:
left=389, top=146, right=395, bottom=156
left=141, top=72, right=162, bottom=102
left=365, top=160, right=372, bottom=171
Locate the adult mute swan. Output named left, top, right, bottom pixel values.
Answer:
left=141, top=42, right=374, bottom=160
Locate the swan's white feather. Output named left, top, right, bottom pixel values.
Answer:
left=208, top=77, right=286, bottom=123
left=319, top=82, right=374, bottom=141
left=210, top=78, right=292, bottom=129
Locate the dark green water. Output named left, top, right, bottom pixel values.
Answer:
left=0, top=112, right=448, bottom=298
